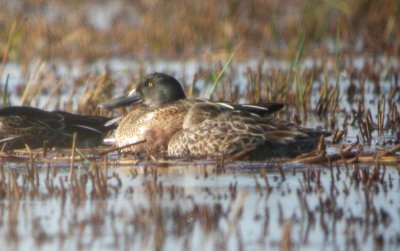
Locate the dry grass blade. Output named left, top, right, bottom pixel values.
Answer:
left=98, top=140, right=146, bottom=155
left=69, top=132, right=78, bottom=182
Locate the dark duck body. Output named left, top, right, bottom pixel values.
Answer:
left=99, top=72, right=283, bottom=153
left=0, top=106, right=115, bottom=150
left=168, top=103, right=330, bottom=160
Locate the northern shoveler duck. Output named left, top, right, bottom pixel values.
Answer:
left=168, top=103, right=330, bottom=160
left=99, top=72, right=284, bottom=153
left=0, top=106, right=115, bottom=150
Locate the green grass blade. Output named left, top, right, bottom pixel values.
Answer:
left=207, top=41, right=242, bottom=99
left=293, top=31, right=305, bottom=68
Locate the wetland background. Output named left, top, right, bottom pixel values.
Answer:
left=0, top=0, right=399, bottom=251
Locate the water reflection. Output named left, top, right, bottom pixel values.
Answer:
left=0, top=160, right=398, bottom=251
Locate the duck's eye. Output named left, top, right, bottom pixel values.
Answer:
left=148, top=82, right=154, bottom=87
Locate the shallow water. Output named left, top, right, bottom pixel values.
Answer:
left=0, top=161, right=399, bottom=251
left=0, top=57, right=399, bottom=251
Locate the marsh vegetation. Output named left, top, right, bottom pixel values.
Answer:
left=0, top=1, right=399, bottom=250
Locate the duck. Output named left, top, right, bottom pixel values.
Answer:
left=168, top=103, right=330, bottom=160
left=0, top=106, right=115, bottom=150
left=99, top=72, right=284, bottom=154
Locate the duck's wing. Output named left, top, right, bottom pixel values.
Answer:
left=0, top=106, right=65, bottom=149
left=0, top=106, right=65, bottom=132
left=169, top=115, right=266, bottom=158
left=53, top=111, right=115, bottom=136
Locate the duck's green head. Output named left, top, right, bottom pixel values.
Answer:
left=99, top=72, right=186, bottom=109
left=135, top=72, right=186, bottom=108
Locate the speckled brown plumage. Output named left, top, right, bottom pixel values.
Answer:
left=168, top=103, right=330, bottom=160
left=114, top=98, right=199, bottom=152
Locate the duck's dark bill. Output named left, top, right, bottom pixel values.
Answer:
left=98, top=93, right=141, bottom=109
